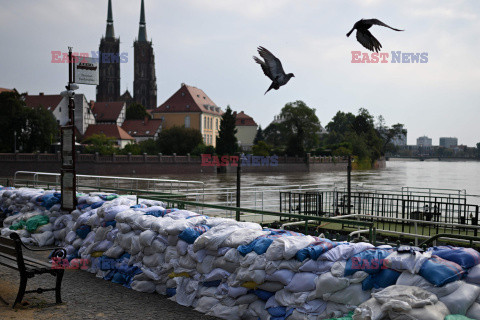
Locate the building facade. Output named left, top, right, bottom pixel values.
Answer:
left=234, top=111, right=258, bottom=150
left=96, top=0, right=121, bottom=103
left=133, top=0, right=157, bottom=109
left=416, top=135, right=432, bottom=147
left=151, top=83, right=223, bottom=147
left=439, top=137, right=458, bottom=149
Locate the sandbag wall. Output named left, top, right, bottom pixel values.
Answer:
left=1, top=186, right=480, bottom=320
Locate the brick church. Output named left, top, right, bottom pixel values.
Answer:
left=96, top=0, right=157, bottom=109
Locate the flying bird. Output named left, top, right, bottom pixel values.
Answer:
left=253, top=46, right=294, bottom=95
left=346, top=19, right=404, bottom=52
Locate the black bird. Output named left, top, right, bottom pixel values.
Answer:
left=346, top=19, right=404, bottom=52
left=253, top=46, right=294, bottom=95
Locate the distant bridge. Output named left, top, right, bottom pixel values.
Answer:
left=387, top=155, right=479, bottom=161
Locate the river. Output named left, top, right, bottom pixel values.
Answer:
left=146, top=159, right=480, bottom=197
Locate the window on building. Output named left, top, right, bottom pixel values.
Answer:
left=204, top=117, right=206, bottom=129
left=185, top=115, right=190, bottom=128
left=216, top=119, right=219, bottom=130
left=241, top=119, right=245, bottom=124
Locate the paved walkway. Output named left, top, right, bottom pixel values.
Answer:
left=0, top=251, right=218, bottom=320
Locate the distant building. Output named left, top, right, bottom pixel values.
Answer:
left=133, top=0, right=157, bottom=109
left=92, top=101, right=126, bottom=126
left=83, top=123, right=134, bottom=148
left=234, top=111, right=257, bottom=150
left=151, top=83, right=223, bottom=147
left=122, top=118, right=162, bottom=143
left=96, top=0, right=120, bottom=103
left=24, top=92, right=96, bottom=136
left=417, top=135, right=432, bottom=147
left=0, top=88, right=18, bottom=94
left=439, top=137, right=458, bottom=149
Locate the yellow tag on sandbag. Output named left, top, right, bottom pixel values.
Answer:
left=168, top=272, right=190, bottom=278
left=241, top=281, right=259, bottom=289
left=91, top=251, right=105, bottom=258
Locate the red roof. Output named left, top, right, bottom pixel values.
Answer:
left=92, top=101, right=125, bottom=122
left=0, top=88, right=15, bottom=93
left=83, top=124, right=134, bottom=141
left=24, top=94, right=64, bottom=111
left=235, top=111, right=257, bottom=126
left=122, top=119, right=162, bottom=137
left=153, top=83, right=223, bottom=115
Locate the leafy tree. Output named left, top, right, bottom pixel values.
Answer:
left=216, top=106, right=238, bottom=155
left=120, top=143, right=142, bottom=155
left=157, top=126, right=202, bottom=155
left=253, top=126, right=265, bottom=145
left=0, top=91, right=58, bottom=153
left=191, top=143, right=216, bottom=156
left=263, top=122, right=286, bottom=148
left=126, top=103, right=151, bottom=120
left=280, top=101, right=321, bottom=156
left=82, top=133, right=117, bottom=155
left=138, top=139, right=159, bottom=155
left=252, top=141, right=272, bottom=156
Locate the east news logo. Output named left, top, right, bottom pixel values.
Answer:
left=351, top=51, right=428, bottom=63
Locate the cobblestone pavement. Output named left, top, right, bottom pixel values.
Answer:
left=0, top=251, right=218, bottom=320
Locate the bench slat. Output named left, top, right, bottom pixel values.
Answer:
left=0, top=244, right=18, bottom=257
left=0, top=237, right=15, bottom=247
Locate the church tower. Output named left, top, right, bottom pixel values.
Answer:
left=133, top=0, right=157, bottom=109
left=96, top=0, right=121, bottom=102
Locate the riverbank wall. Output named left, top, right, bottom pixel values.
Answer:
left=0, top=153, right=385, bottom=177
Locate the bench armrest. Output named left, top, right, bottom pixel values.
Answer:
left=9, top=233, right=67, bottom=258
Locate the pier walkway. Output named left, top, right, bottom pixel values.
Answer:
left=0, top=251, right=217, bottom=320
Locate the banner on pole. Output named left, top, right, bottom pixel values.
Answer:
left=74, top=56, right=99, bottom=85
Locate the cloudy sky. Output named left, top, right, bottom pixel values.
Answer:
left=1, top=0, right=479, bottom=146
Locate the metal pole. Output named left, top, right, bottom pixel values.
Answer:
left=347, top=155, right=352, bottom=215
left=236, top=153, right=241, bottom=221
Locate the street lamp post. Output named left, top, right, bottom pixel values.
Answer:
left=347, top=155, right=352, bottom=215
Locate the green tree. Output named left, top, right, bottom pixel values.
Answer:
left=252, top=141, right=272, bottom=156
left=0, top=91, right=58, bottom=153
left=157, top=126, right=203, bottom=155
left=216, top=106, right=238, bottom=155
left=280, top=101, right=321, bottom=156
left=83, top=133, right=117, bottom=155
left=138, top=139, right=159, bottom=155
left=263, top=122, right=286, bottom=148
left=191, top=143, right=216, bottom=156
left=126, top=103, right=151, bottom=120
left=120, top=143, right=142, bottom=155
left=253, top=126, right=265, bottom=145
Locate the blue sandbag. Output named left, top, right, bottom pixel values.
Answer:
left=202, top=280, right=221, bottom=287
left=362, top=268, right=401, bottom=290
left=268, top=306, right=287, bottom=317
left=270, top=308, right=294, bottom=320
left=76, top=225, right=91, bottom=239
left=296, top=239, right=338, bottom=262
left=178, top=225, right=211, bottom=244
left=419, top=255, right=465, bottom=286
left=345, top=248, right=392, bottom=276
left=238, top=237, right=274, bottom=256
left=91, top=201, right=105, bottom=209
left=253, top=289, right=275, bottom=301
left=429, top=246, right=480, bottom=269
left=166, top=288, right=176, bottom=297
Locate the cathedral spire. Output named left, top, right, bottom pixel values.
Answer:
left=138, top=0, right=147, bottom=42
left=105, top=0, right=115, bottom=39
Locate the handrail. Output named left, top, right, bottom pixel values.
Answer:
left=419, top=233, right=480, bottom=247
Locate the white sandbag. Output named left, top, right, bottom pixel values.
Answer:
left=353, top=297, right=385, bottom=320
left=266, top=236, right=316, bottom=261
left=384, top=301, right=449, bottom=320
left=196, top=255, right=215, bottom=274
left=130, top=236, right=142, bottom=255
left=324, top=283, right=371, bottom=306
left=234, top=268, right=265, bottom=284
left=176, top=240, right=189, bottom=256
left=165, top=246, right=179, bottom=263
left=178, top=255, right=196, bottom=271
left=330, top=261, right=346, bottom=277
left=130, top=280, right=156, bottom=293
left=31, top=231, right=54, bottom=247
left=296, top=299, right=328, bottom=316
left=275, top=289, right=310, bottom=306
left=118, top=231, right=135, bottom=250
left=116, top=222, right=132, bottom=233
left=151, top=239, right=167, bottom=253
left=228, top=286, right=248, bottom=298
left=439, top=282, right=480, bottom=315
left=72, top=238, right=83, bottom=249
left=93, top=240, right=113, bottom=252
left=104, top=244, right=124, bottom=259
left=53, top=228, right=67, bottom=241
left=384, top=251, right=430, bottom=274
left=35, top=223, right=53, bottom=235
left=204, top=268, right=231, bottom=282
left=248, top=300, right=269, bottom=320
left=466, top=302, right=480, bottom=320
left=170, top=277, right=198, bottom=307
left=139, top=230, right=157, bottom=247
left=396, top=272, right=462, bottom=298
left=258, top=281, right=284, bottom=292
left=222, top=228, right=270, bottom=248
left=285, top=272, right=317, bottom=293
left=194, top=296, right=220, bottom=314
left=466, top=264, right=480, bottom=285
left=265, top=269, right=295, bottom=285
left=310, top=272, right=350, bottom=298
left=142, top=253, right=165, bottom=268
left=320, top=242, right=374, bottom=261
left=265, top=259, right=303, bottom=274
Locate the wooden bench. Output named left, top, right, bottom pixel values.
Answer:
left=0, top=232, right=66, bottom=308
